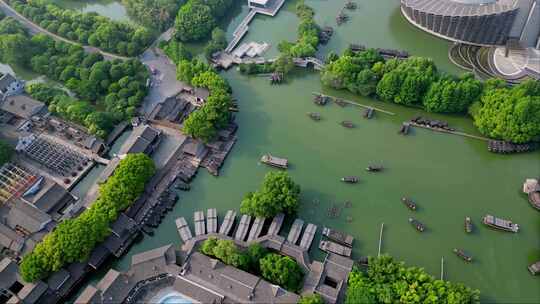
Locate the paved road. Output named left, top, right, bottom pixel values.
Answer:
left=0, top=0, right=129, bottom=61
left=139, top=47, right=187, bottom=115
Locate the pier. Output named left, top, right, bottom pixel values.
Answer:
left=206, top=208, right=218, bottom=233
left=409, top=121, right=490, bottom=141
left=194, top=211, right=205, bottom=236
left=247, top=217, right=265, bottom=242
left=287, top=218, right=305, bottom=245
left=234, top=214, right=252, bottom=241
left=312, top=92, right=396, bottom=115
left=219, top=210, right=237, bottom=236
left=299, top=223, right=317, bottom=250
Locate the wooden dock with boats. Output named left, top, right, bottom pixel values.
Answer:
left=322, top=227, right=354, bottom=247
left=235, top=214, right=252, bottom=241
left=194, top=211, right=206, bottom=236
left=319, top=240, right=352, bottom=257
left=207, top=208, right=217, bottom=234
left=247, top=217, right=265, bottom=242
left=287, top=219, right=305, bottom=245
left=260, top=154, right=288, bottom=169
left=482, top=214, right=519, bottom=233
left=219, top=210, right=237, bottom=236
left=176, top=217, right=193, bottom=243
left=299, top=223, right=317, bottom=250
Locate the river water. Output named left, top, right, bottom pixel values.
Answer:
left=1, top=0, right=538, bottom=302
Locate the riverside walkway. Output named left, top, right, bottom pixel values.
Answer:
left=225, top=0, right=287, bottom=53
left=0, top=0, right=129, bottom=61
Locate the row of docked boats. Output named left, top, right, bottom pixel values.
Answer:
left=318, top=226, right=355, bottom=257
left=341, top=165, right=384, bottom=184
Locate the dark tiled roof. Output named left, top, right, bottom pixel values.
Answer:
left=17, top=281, right=48, bottom=304
left=0, top=74, right=16, bottom=91
left=0, top=95, right=46, bottom=119
left=74, top=285, right=101, bottom=304
left=46, top=269, right=70, bottom=291
left=0, top=223, right=24, bottom=253
left=23, top=180, right=73, bottom=214
left=0, top=258, right=18, bottom=290
left=131, top=244, right=175, bottom=266
left=7, top=200, right=52, bottom=234
left=88, top=244, right=111, bottom=269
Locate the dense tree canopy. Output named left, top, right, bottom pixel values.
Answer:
left=345, top=255, right=480, bottom=304
left=240, top=171, right=301, bottom=218
left=0, top=140, right=13, bottom=166
left=204, top=27, right=227, bottom=58
left=260, top=253, right=304, bottom=293
left=20, top=154, right=155, bottom=282
left=423, top=73, right=483, bottom=113
left=470, top=79, right=540, bottom=143
left=161, top=40, right=192, bottom=64
left=174, top=0, right=232, bottom=42
left=178, top=59, right=232, bottom=142
left=299, top=294, right=325, bottom=304
left=6, top=0, right=153, bottom=56
left=123, top=0, right=182, bottom=31
left=278, top=1, right=320, bottom=58
left=0, top=26, right=149, bottom=137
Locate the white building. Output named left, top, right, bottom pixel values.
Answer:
left=0, top=74, right=24, bottom=100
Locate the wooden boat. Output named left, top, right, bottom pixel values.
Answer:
left=341, top=176, right=359, bottom=183
left=363, top=107, right=374, bottom=119
left=366, top=165, right=383, bottom=172
left=453, top=248, right=472, bottom=262
left=482, top=214, right=519, bottom=233
left=465, top=217, right=473, bottom=233
left=319, top=240, right=352, bottom=257
left=398, top=122, right=410, bottom=135
left=307, top=112, right=321, bottom=121
left=260, top=154, right=288, bottom=169
left=409, top=218, right=425, bottom=232
left=341, top=121, right=355, bottom=128
left=344, top=1, right=357, bottom=10
left=528, top=261, right=540, bottom=275
left=313, top=94, right=330, bottom=106
left=401, top=197, right=416, bottom=210
left=322, top=227, right=354, bottom=247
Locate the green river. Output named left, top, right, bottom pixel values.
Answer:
left=1, top=0, right=538, bottom=302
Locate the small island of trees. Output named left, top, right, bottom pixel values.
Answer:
left=19, top=154, right=156, bottom=282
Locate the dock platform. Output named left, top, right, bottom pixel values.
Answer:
left=175, top=217, right=192, bottom=243
left=207, top=208, right=217, bottom=233
left=235, top=214, right=252, bottom=241
left=247, top=217, right=265, bottom=242
left=268, top=213, right=285, bottom=236
left=299, top=223, right=317, bottom=250
left=219, top=210, right=237, bottom=236
left=194, top=211, right=205, bottom=236
left=287, top=219, right=305, bottom=245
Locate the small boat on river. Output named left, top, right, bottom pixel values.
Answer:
left=313, top=94, right=330, bottom=106
left=307, top=112, right=321, bottom=121
left=335, top=98, right=347, bottom=107
left=409, top=218, right=425, bottom=232
left=366, top=165, right=383, bottom=172
left=363, top=107, right=374, bottom=119
left=453, top=248, right=473, bottom=262
left=399, top=122, right=410, bottom=135
left=260, top=154, right=288, bottom=169
left=341, top=121, right=355, bottom=128
left=482, top=214, right=519, bottom=233
left=529, top=261, right=540, bottom=275
left=341, top=176, right=359, bottom=183
left=322, top=227, right=354, bottom=247
left=319, top=240, right=352, bottom=257
left=401, top=197, right=416, bottom=210
left=465, top=217, right=473, bottom=233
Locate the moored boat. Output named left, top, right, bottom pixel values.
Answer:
left=363, top=107, right=374, bottom=119
left=398, top=122, right=410, bottom=135
left=409, top=218, right=425, bottom=232
left=313, top=94, right=330, bottom=106
left=341, top=176, right=359, bottom=183
left=453, top=248, right=473, bottom=262
left=528, top=261, right=540, bottom=275
left=322, top=227, right=354, bottom=247
left=482, top=214, right=519, bottom=233
left=341, top=121, right=355, bottom=128
left=401, top=197, right=416, bottom=210
left=260, top=154, right=288, bottom=169
left=366, top=165, right=383, bottom=172
left=465, top=217, right=472, bottom=233
left=319, top=240, right=352, bottom=257
left=307, top=112, right=321, bottom=121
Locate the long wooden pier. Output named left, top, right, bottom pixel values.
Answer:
left=287, top=219, right=305, bottom=245
left=219, top=210, right=237, bottom=236
left=299, top=223, right=317, bottom=250
left=312, top=92, right=396, bottom=115
left=268, top=213, right=285, bottom=236
left=409, top=122, right=490, bottom=141
left=247, top=217, right=265, bottom=242
left=206, top=208, right=217, bottom=234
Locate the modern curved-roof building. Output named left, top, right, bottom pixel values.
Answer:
left=401, top=0, right=540, bottom=49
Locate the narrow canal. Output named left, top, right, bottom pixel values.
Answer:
left=1, top=0, right=538, bottom=302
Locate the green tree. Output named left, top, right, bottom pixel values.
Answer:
left=174, top=3, right=216, bottom=42
left=240, top=171, right=301, bottom=218
left=423, top=73, right=482, bottom=113
left=299, top=294, right=325, bottom=304
left=260, top=253, right=304, bottom=292
left=470, top=79, right=540, bottom=143
left=0, top=140, right=13, bottom=165
left=246, top=243, right=267, bottom=273
left=204, top=27, right=227, bottom=58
